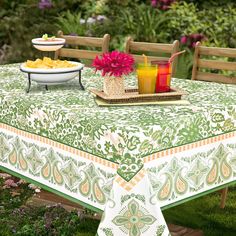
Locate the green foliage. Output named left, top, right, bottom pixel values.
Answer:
left=175, top=50, right=193, bottom=79
left=56, top=11, right=86, bottom=36
left=0, top=180, right=34, bottom=210
left=81, top=0, right=145, bottom=16
left=185, top=0, right=235, bottom=8
left=0, top=204, right=99, bottom=236
left=81, top=0, right=110, bottom=16
left=0, top=0, right=83, bottom=64
left=0, top=3, right=57, bottom=63
left=167, top=2, right=204, bottom=38
left=164, top=187, right=236, bottom=236
left=165, top=1, right=236, bottom=78
left=120, top=4, right=170, bottom=43
left=199, top=4, right=236, bottom=48
left=167, top=1, right=236, bottom=48
left=0, top=175, right=99, bottom=236
left=0, top=0, right=236, bottom=79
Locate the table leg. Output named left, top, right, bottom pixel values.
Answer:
left=220, top=187, right=228, bottom=209
left=26, top=73, right=31, bottom=93
left=79, top=70, right=85, bottom=90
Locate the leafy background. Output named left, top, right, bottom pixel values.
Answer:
left=0, top=0, right=236, bottom=78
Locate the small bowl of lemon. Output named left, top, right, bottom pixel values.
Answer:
left=32, top=34, right=65, bottom=51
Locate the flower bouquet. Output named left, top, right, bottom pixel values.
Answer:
left=93, top=51, right=134, bottom=96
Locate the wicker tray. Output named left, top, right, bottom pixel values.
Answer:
left=90, top=87, right=187, bottom=104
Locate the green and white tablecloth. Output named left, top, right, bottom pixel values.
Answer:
left=1, top=64, right=236, bottom=236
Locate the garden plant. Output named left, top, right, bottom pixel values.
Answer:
left=0, top=0, right=235, bottom=78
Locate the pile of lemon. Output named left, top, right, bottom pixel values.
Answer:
left=26, top=57, right=76, bottom=69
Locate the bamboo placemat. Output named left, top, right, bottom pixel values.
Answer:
left=90, top=87, right=187, bottom=104
left=95, top=97, right=190, bottom=107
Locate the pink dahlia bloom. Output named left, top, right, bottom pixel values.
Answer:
left=93, top=51, right=135, bottom=77
left=180, top=36, right=188, bottom=44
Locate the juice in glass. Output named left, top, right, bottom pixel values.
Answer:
left=137, top=64, right=158, bottom=94
left=152, top=61, right=171, bottom=93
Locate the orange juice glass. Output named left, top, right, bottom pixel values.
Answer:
left=137, top=64, right=158, bottom=94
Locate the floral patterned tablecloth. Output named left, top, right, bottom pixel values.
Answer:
left=0, top=64, right=236, bottom=236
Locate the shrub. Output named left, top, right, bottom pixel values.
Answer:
left=56, top=11, right=86, bottom=36
left=165, top=1, right=236, bottom=78
left=119, top=4, right=170, bottom=43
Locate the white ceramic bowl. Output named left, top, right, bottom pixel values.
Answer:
left=20, top=61, right=84, bottom=85
left=32, top=38, right=66, bottom=51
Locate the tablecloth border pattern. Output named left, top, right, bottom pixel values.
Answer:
left=0, top=123, right=118, bottom=212
left=144, top=131, right=236, bottom=163
left=0, top=123, right=118, bottom=170
left=2, top=122, right=236, bottom=192
left=116, top=130, right=236, bottom=191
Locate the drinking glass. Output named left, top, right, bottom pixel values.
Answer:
left=136, top=64, right=158, bottom=94
left=152, top=61, right=171, bottom=93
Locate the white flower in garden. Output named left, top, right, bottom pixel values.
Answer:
left=28, top=183, right=35, bottom=189
left=97, top=15, right=107, bottom=21
left=18, top=179, right=27, bottom=184
left=80, top=19, right=85, bottom=24
left=87, top=17, right=96, bottom=24
left=28, top=184, right=40, bottom=193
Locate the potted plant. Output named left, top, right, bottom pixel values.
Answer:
left=93, top=51, right=134, bottom=96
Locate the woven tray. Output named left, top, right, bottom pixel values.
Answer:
left=90, top=87, right=187, bottom=104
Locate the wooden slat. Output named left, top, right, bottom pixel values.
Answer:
left=133, top=54, right=169, bottom=63
left=198, top=59, right=236, bottom=71
left=191, top=42, right=201, bottom=80
left=59, top=48, right=102, bottom=60
left=199, top=46, right=236, bottom=58
left=60, top=35, right=103, bottom=47
left=101, top=34, right=110, bottom=53
left=125, top=37, right=132, bottom=54
left=171, top=40, right=180, bottom=76
left=196, top=71, right=236, bottom=84
left=130, top=41, right=173, bottom=53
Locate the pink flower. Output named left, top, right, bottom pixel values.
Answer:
left=190, top=33, right=205, bottom=42
left=38, top=0, right=52, bottom=9
left=4, top=179, right=18, bottom=188
left=0, top=173, right=11, bottom=179
left=162, top=0, right=170, bottom=3
left=180, top=36, right=188, bottom=44
left=151, top=0, right=157, bottom=7
left=191, top=42, right=197, bottom=48
left=93, top=51, right=134, bottom=77
left=161, top=5, right=169, bottom=10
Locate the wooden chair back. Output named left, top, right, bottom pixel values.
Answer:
left=125, top=37, right=179, bottom=75
left=192, top=42, right=236, bottom=84
left=55, top=31, right=110, bottom=65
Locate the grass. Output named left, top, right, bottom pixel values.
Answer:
left=163, top=187, right=236, bottom=236
left=0, top=175, right=235, bottom=235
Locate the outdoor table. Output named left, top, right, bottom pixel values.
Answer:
left=0, top=64, right=236, bottom=236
